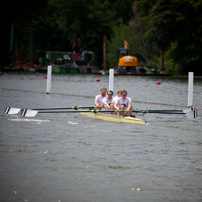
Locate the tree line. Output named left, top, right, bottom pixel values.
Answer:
left=1, top=0, right=202, bottom=75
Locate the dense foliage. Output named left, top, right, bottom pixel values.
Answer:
left=144, top=0, right=202, bottom=75
left=1, top=0, right=202, bottom=75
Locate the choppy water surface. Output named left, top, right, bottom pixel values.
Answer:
left=0, top=72, right=202, bottom=202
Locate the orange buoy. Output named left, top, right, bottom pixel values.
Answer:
left=96, top=78, right=100, bottom=82
left=156, top=81, right=161, bottom=85
left=44, top=75, right=47, bottom=79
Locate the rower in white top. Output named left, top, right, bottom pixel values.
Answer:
left=113, top=89, right=123, bottom=103
left=95, top=87, right=107, bottom=110
left=115, top=90, right=133, bottom=117
left=102, top=90, right=116, bottom=114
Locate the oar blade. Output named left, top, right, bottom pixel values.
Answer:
left=21, top=109, right=38, bottom=117
left=183, top=107, right=198, bottom=119
left=5, top=107, right=21, bottom=115
left=183, top=108, right=192, bottom=113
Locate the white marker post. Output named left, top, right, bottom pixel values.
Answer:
left=188, top=72, right=193, bottom=107
left=186, top=72, right=197, bottom=119
left=46, top=65, right=52, bottom=94
left=109, top=69, right=114, bottom=91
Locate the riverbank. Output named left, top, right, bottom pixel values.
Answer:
left=2, top=65, right=202, bottom=78
left=2, top=65, right=171, bottom=76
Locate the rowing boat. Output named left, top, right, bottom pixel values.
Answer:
left=80, top=112, right=146, bottom=124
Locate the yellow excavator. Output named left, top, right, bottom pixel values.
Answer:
left=117, top=41, right=138, bottom=73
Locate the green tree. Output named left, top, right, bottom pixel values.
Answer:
left=145, top=0, right=202, bottom=75
left=110, top=0, right=134, bottom=24
left=48, top=0, right=116, bottom=67
left=19, top=6, right=70, bottom=62
left=2, top=0, right=71, bottom=66
left=47, top=0, right=136, bottom=68
left=3, top=0, right=136, bottom=68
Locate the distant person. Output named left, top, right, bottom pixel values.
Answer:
left=95, top=87, right=107, bottom=110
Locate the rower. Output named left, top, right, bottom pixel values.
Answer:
left=113, top=89, right=123, bottom=103
left=95, top=87, right=107, bottom=110
left=115, top=90, right=133, bottom=117
left=102, top=90, right=116, bottom=114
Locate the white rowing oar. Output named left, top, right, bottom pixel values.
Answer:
left=32, top=106, right=96, bottom=110
left=21, top=108, right=197, bottom=118
left=5, top=107, right=190, bottom=115
left=133, top=109, right=185, bottom=114
left=4, top=106, right=96, bottom=115
left=133, top=108, right=197, bottom=118
left=21, top=109, right=126, bottom=117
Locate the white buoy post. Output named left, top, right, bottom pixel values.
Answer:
left=188, top=72, right=193, bottom=107
left=109, top=69, right=114, bottom=91
left=46, top=65, right=52, bottom=94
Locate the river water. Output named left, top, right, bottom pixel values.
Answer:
left=0, top=72, right=202, bottom=202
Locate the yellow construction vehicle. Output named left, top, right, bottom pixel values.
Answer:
left=117, top=41, right=138, bottom=73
